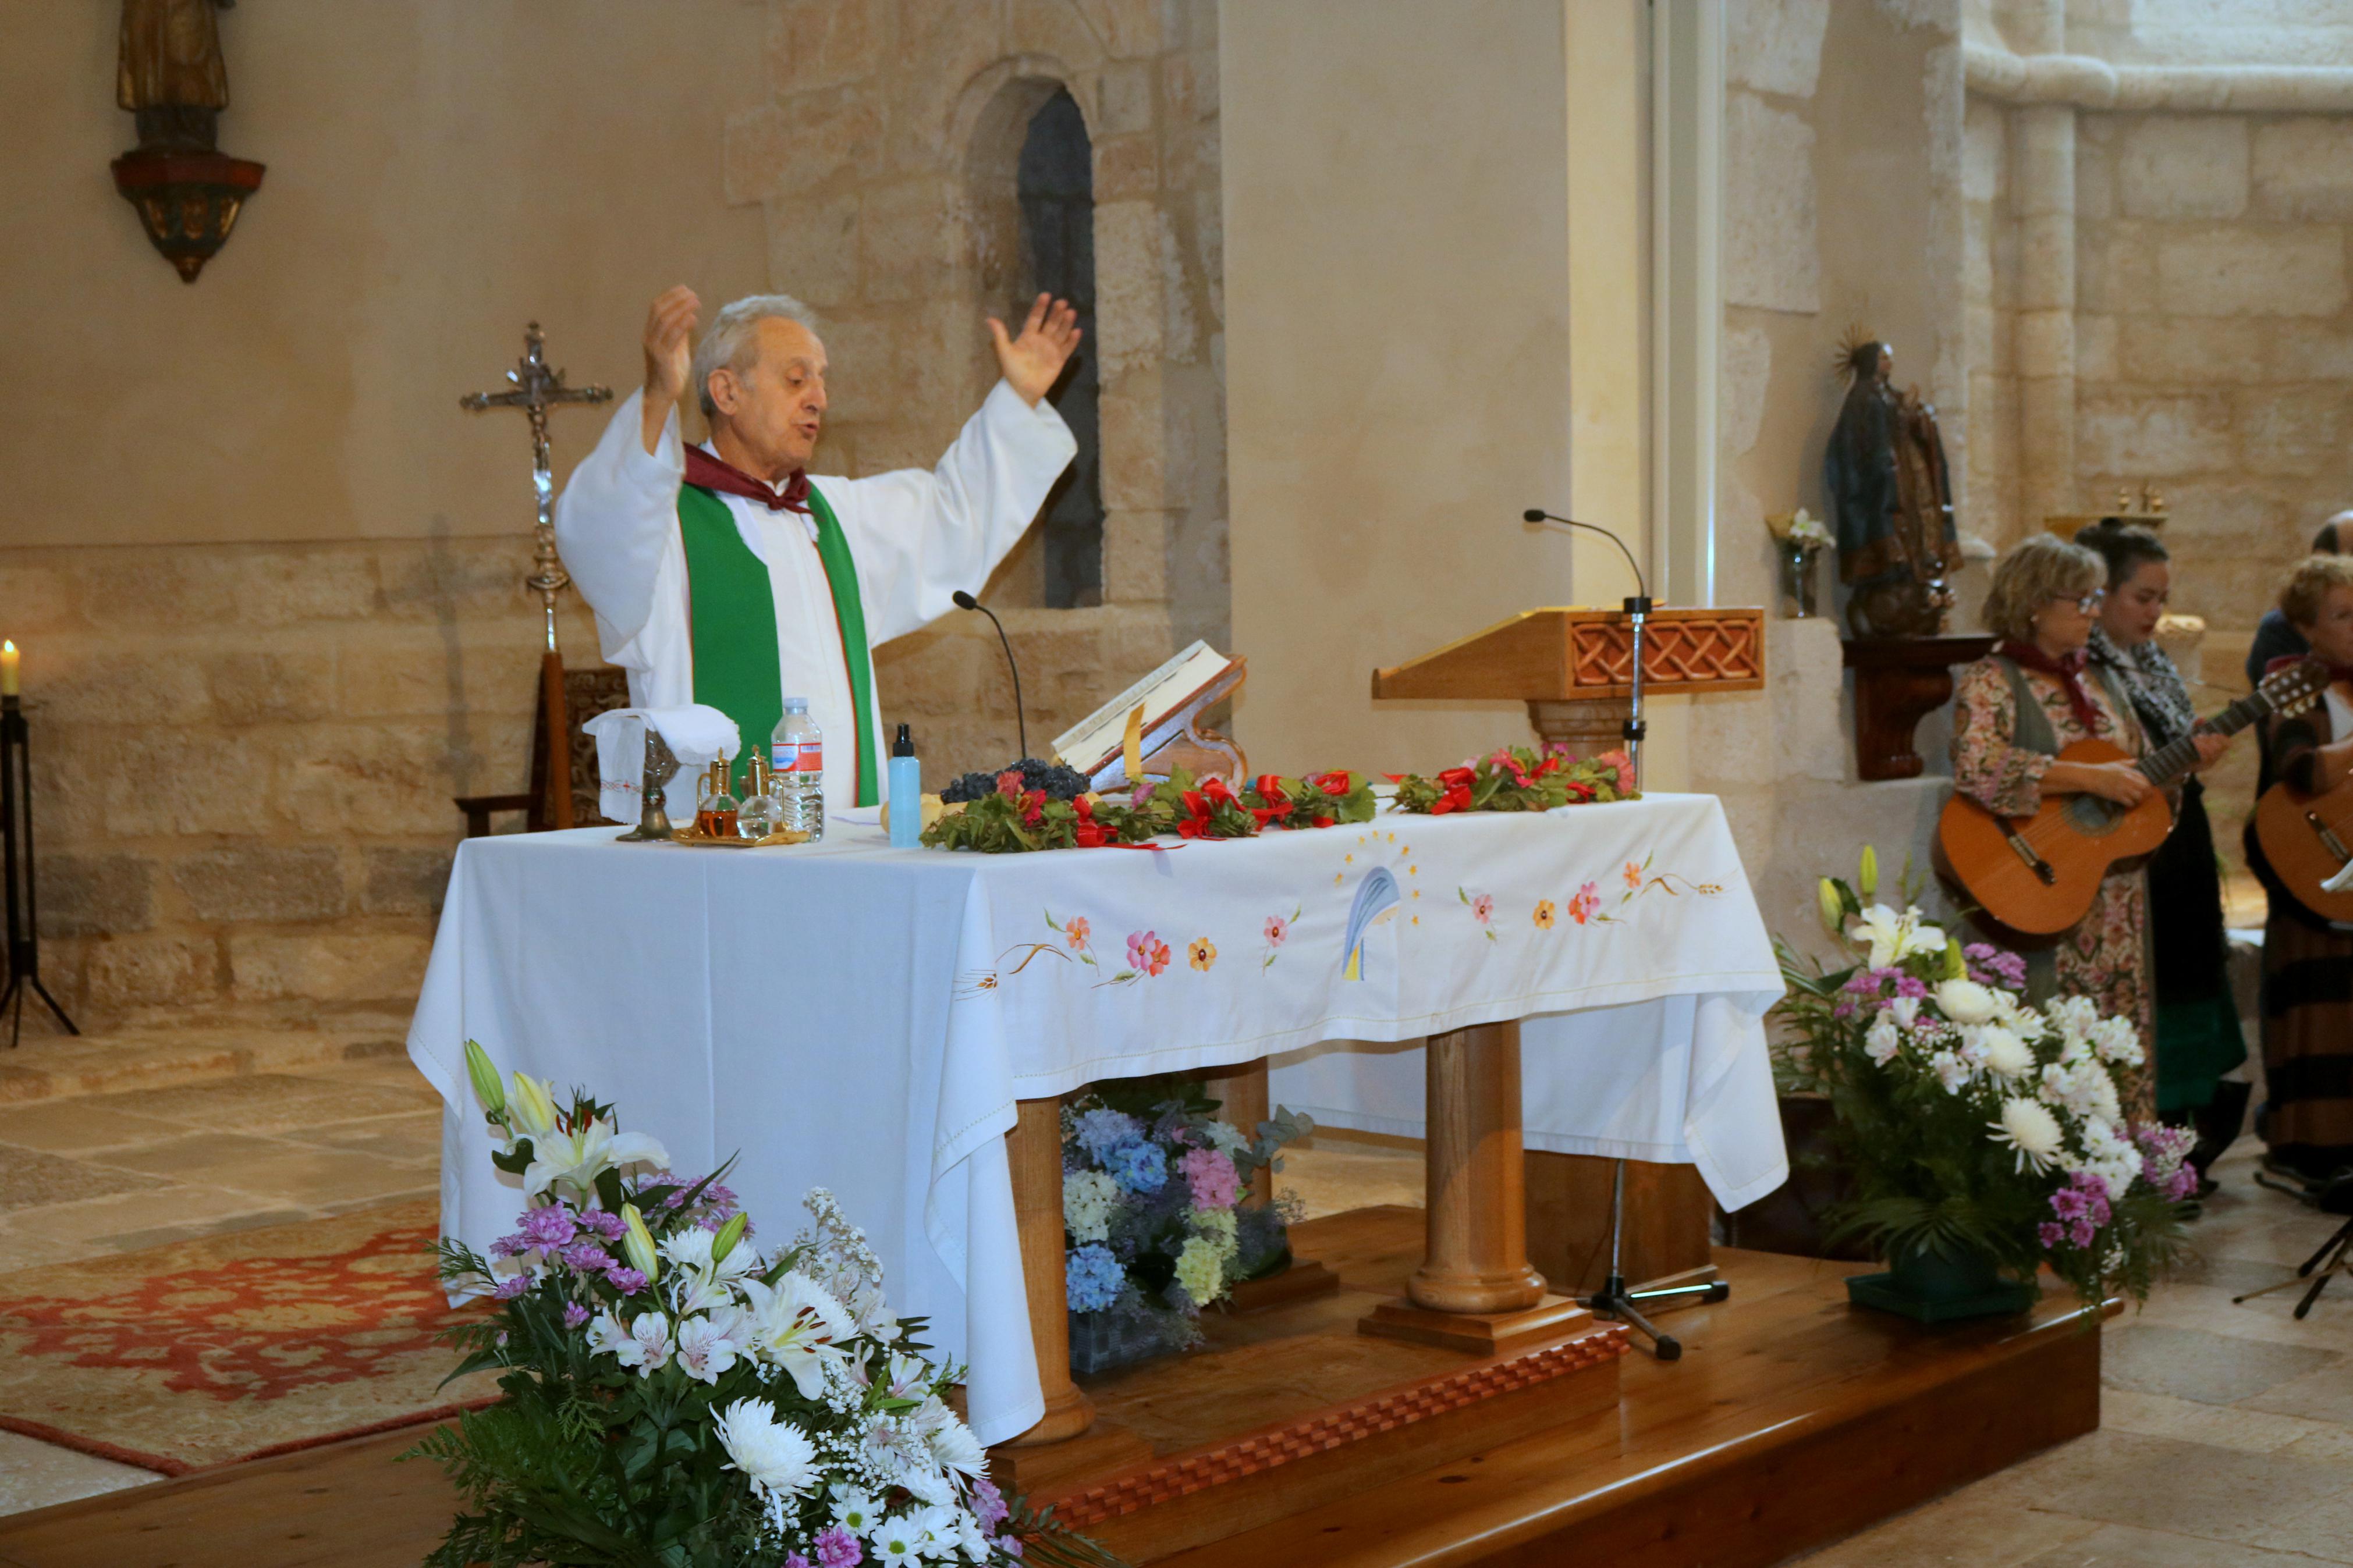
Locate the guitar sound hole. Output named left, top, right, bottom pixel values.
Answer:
left=2064, top=795, right=2123, bottom=836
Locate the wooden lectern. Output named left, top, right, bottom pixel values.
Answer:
left=1371, top=604, right=1768, bottom=1314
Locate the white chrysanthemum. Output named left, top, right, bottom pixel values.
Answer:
left=712, top=1398, right=818, bottom=1502
left=1936, top=977, right=1997, bottom=1026
left=2070, top=1117, right=2145, bottom=1200
left=1978, top=1025, right=2036, bottom=1080
left=1062, top=1168, right=1120, bottom=1245
left=914, top=1398, right=986, bottom=1480
left=1929, top=1050, right=1972, bottom=1094
left=2088, top=1015, right=2144, bottom=1068
left=1864, top=1014, right=1903, bottom=1066
left=1989, top=1098, right=2066, bottom=1172
left=1988, top=989, right=2046, bottom=1041
left=1888, top=995, right=1922, bottom=1030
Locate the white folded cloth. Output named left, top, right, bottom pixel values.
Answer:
left=582, top=706, right=741, bottom=824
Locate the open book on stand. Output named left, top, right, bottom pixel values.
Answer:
left=1052, top=639, right=1247, bottom=790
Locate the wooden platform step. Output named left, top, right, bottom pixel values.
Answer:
left=0, top=1208, right=2110, bottom=1568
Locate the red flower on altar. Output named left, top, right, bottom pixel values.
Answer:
left=997, top=770, right=1025, bottom=799
left=1178, top=775, right=1241, bottom=838
left=1596, top=749, right=1636, bottom=794
left=1071, top=796, right=1115, bottom=849
left=1562, top=779, right=1595, bottom=803
left=1311, top=769, right=1354, bottom=797
left=1430, top=766, right=1476, bottom=815
left=1249, top=772, right=1294, bottom=827
left=1020, top=788, right=1047, bottom=827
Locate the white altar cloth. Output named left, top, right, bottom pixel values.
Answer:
left=407, top=793, right=1784, bottom=1448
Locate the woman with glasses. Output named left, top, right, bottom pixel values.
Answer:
left=2077, top=521, right=2240, bottom=1188
left=1950, top=534, right=2162, bottom=1111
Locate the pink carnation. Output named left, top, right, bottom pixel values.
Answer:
left=1178, top=1147, right=1241, bottom=1210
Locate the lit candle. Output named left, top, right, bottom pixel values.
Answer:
left=0, top=641, right=16, bottom=698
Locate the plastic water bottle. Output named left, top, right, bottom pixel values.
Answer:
left=771, top=698, right=825, bottom=841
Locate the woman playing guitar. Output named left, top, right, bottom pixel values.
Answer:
left=2248, top=553, right=2353, bottom=1187
left=1948, top=535, right=2227, bottom=1119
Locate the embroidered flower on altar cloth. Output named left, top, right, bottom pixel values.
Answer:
left=1063, top=916, right=1090, bottom=951
left=1188, top=937, right=1218, bottom=971
left=1126, top=930, right=1173, bottom=977
left=1568, top=882, right=1602, bottom=925
left=1533, top=899, right=1557, bottom=929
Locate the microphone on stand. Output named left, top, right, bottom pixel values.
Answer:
left=1522, top=508, right=1653, bottom=785
left=952, top=589, right=1030, bottom=760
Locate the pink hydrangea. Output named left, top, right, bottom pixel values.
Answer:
left=1178, top=1147, right=1241, bottom=1210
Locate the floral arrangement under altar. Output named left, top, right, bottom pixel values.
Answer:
left=1772, top=851, right=2192, bottom=1315
left=1060, top=1080, right=1311, bottom=1373
left=411, top=1042, right=1118, bottom=1568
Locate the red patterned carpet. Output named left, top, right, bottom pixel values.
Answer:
left=0, top=1200, right=498, bottom=1475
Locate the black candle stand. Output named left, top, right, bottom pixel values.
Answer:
left=2, top=694, right=77, bottom=1047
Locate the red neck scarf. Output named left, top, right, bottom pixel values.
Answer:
left=684, top=444, right=809, bottom=514
left=1997, top=639, right=2102, bottom=735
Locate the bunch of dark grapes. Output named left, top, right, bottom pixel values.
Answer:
left=940, top=758, right=1094, bottom=803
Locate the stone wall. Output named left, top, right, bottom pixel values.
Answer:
left=9, top=538, right=585, bottom=1033
left=731, top=0, right=1229, bottom=776
left=1699, top=0, right=1975, bottom=944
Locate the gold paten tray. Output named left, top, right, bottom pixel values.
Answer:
left=661, top=826, right=811, bottom=848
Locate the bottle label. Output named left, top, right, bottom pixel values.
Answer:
left=773, top=739, right=823, bottom=773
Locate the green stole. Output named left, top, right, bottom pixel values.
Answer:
left=676, top=482, right=878, bottom=805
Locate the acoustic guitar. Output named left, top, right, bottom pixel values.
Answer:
left=2252, top=678, right=2353, bottom=925
left=1939, top=659, right=2329, bottom=934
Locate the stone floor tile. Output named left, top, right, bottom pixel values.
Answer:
left=2128, top=1280, right=2353, bottom=1354
left=100, top=1075, right=435, bottom=1133
left=2100, top=1322, right=2339, bottom=1406
left=2018, top=1520, right=2348, bottom=1566
left=2099, top=1387, right=2338, bottom=1455
left=0, top=1100, right=188, bottom=1153
left=0, top=1143, right=168, bottom=1209
left=83, top=1130, right=296, bottom=1180
left=27, top=1183, right=292, bottom=1248
left=315, top=1186, right=438, bottom=1217
left=280, top=1111, right=443, bottom=1164
left=1788, top=1490, right=2100, bottom=1567
left=0, top=1431, right=158, bottom=1516
left=2240, top=1362, right=2353, bottom=1424
left=102, top=1206, right=318, bottom=1254
left=2010, top=1430, right=2345, bottom=1544
left=2247, top=1490, right=2353, bottom=1565
left=210, top=1146, right=433, bottom=1207
left=2276, top=1424, right=2353, bottom=1465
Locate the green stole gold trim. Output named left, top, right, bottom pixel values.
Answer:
left=677, top=483, right=878, bottom=805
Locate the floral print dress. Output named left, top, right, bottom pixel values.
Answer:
left=1949, top=656, right=2155, bottom=1109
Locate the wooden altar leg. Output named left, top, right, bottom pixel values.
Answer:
left=989, top=1096, right=1152, bottom=1493
left=1361, top=1022, right=1591, bottom=1352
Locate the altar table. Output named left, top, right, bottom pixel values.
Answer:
left=406, top=794, right=1785, bottom=1447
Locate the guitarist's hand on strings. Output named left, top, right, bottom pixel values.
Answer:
left=2188, top=731, right=2232, bottom=773
left=2045, top=758, right=2153, bottom=808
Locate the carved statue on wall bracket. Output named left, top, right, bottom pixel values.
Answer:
left=1825, top=329, right=1960, bottom=639
left=111, top=0, right=265, bottom=283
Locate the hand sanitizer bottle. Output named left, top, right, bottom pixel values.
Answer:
left=889, top=724, right=922, bottom=848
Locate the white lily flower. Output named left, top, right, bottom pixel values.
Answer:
left=588, top=1308, right=671, bottom=1373
left=1929, top=1050, right=1972, bottom=1094
left=2088, top=1015, right=2144, bottom=1068
left=521, top=1116, right=672, bottom=1204
left=1889, top=995, right=1921, bottom=1029
left=673, top=1307, right=744, bottom=1384
left=738, top=1270, right=857, bottom=1399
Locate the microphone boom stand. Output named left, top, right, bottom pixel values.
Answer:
left=1524, top=508, right=1729, bottom=1357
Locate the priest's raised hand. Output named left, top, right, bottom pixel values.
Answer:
left=988, top=292, right=1083, bottom=407
left=639, top=284, right=701, bottom=456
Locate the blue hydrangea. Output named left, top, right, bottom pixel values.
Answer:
left=1066, top=1243, right=1126, bottom=1313
left=1074, top=1108, right=1143, bottom=1162
left=1104, top=1137, right=1167, bottom=1195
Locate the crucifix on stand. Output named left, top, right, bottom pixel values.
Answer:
left=460, top=323, right=611, bottom=830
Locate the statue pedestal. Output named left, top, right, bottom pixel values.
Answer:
left=1842, top=634, right=1994, bottom=781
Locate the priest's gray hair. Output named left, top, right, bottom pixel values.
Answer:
left=693, top=293, right=821, bottom=420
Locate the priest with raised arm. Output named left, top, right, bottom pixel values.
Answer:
left=555, top=286, right=1081, bottom=810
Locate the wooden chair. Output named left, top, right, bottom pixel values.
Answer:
left=453, top=663, right=632, bottom=837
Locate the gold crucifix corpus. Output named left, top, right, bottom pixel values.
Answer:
left=461, top=323, right=612, bottom=829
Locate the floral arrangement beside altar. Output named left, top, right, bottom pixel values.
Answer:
left=1771, top=851, right=2194, bottom=1317
left=1060, top=1080, right=1311, bottom=1373
left=411, top=1043, right=1119, bottom=1568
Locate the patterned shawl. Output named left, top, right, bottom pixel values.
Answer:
left=2086, top=626, right=2198, bottom=748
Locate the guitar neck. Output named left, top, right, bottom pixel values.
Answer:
left=2140, top=692, right=2270, bottom=785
